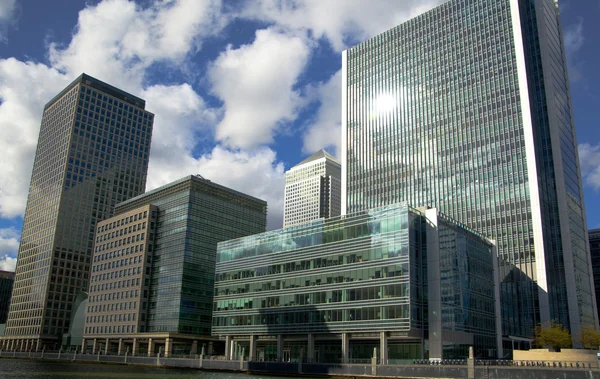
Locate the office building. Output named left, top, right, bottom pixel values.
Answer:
left=283, top=149, right=341, bottom=228
left=341, top=0, right=596, bottom=344
left=0, top=270, right=15, bottom=324
left=589, top=229, right=600, bottom=320
left=213, top=202, right=501, bottom=362
left=83, top=175, right=267, bottom=356
left=2, top=73, right=154, bottom=351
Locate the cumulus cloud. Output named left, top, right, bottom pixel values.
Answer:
left=0, top=227, right=19, bottom=255
left=48, top=0, right=224, bottom=92
left=0, top=0, right=17, bottom=42
left=0, top=227, right=19, bottom=272
left=579, top=143, right=600, bottom=190
left=146, top=146, right=286, bottom=230
left=0, top=255, right=17, bottom=272
left=209, top=28, right=311, bottom=150
left=0, top=59, right=70, bottom=218
left=303, top=70, right=341, bottom=158
left=240, top=0, right=445, bottom=51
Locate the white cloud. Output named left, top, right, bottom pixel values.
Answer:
left=0, top=227, right=19, bottom=272
left=563, top=17, right=585, bottom=82
left=0, top=255, right=17, bottom=271
left=564, top=17, right=584, bottom=56
left=0, top=0, right=17, bottom=42
left=0, top=58, right=70, bottom=218
left=209, top=28, right=311, bottom=150
left=146, top=146, right=286, bottom=230
left=579, top=143, right=600, bottom=190
left=48, top=0, right=225, bottom=92
left=303, top=70, right=341, bottom=158
left=240, top=0, right=445, bottom=51
left=0, top=227, right=19, bottom=256
left=143, top=83, right=218, bottom=186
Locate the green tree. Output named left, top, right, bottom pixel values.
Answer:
left=579, top=327, right=600, bottom=349
left=534, top=321, right=572, bottom=351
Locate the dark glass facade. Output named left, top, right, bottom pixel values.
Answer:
left=113, top=175, right=267, bottom=336
left=5, top=73, right=154, bottom=348
left=589, top=229, right=600, bottom=321
left=342, top=0, right=595, bottom=340
left=0, top=270, right=15, bottom=324
left=213, top=203, right=499, bottom=361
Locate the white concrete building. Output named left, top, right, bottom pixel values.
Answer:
left=283, top=150, right=341, bottom=228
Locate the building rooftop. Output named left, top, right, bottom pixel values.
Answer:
left=293, top=149, right=340, bottom=168
left=44, top=73, right=147, bottom=110
left=115, top=174, right=267, bottom=214
left=0, top=270, right=15, bottom=279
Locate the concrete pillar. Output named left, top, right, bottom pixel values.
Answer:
left=165, top=338, right=173, bottom=358
left=191, top=340, right=198, bottom=355
left=147, top=338, right=154, bottom=356
left=467, top=346, right=475, bottom=379
left=342, top=333, right=349, bottom=364
left=9, top=339, right=14, bottom=351
left=24, top=340, right=30, bottom=351
left=132, top=339, right=138, bottom=356
left=380, top=332, right=388, bottom=365
left=277, top=335, right=284, bottom=361
left=81, top=339, right=87, bottom=354
left=92, top=339, right=97, bottom=354
left=307, top=334, right=314, bottom=363
left=35, top=339, right=41, bottom=352
left=117, top=338, right=123, bottom=355
left=249, top=335, right=256, bottom=361
left=105, top=339, right=110, bottom=354
left=225, top=335, right=231, bottom=360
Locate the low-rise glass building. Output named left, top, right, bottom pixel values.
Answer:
left=213, top=202, right=501, bottom=362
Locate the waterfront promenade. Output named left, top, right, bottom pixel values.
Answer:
left=1, top=350, right=598, bottom=379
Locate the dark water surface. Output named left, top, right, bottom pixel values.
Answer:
left=0, top=359, right=295, bottom=379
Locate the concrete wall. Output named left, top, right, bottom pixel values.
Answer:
left=1, top=351, right=599, bottom=379
left=514, top=349, right=598, bottom=367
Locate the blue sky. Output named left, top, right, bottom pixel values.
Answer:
left=0, top=0, right=599, bottom=271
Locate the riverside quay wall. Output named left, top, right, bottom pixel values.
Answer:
left=1, top=351, right=599, bottom=379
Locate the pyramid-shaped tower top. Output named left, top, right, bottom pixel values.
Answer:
left=293, top=149, right=340, bottom=169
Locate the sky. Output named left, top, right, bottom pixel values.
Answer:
left=0, top=0, right=599, bottom=272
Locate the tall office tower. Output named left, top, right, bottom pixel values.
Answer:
left=589, top=229, right=600, bottom=321
left=4, top=74, right=154, bottom=351
left=342, top=0, right=596, bottom=345
left=83, top=175, right=267, bottom=356
left=283, top=149, right=341, bottom=228
left=0, top=270, right=15, bottom=324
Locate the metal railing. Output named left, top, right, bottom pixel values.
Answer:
left=0, top=350, right=596, bottom=371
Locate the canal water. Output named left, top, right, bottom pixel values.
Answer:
left=0, top=358, right=304, bottom=379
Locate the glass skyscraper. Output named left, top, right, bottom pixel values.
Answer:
left=3, top=74, right=154, bottom=351
left=82, top=175, right=267, bottom=357
left=589, top=229, right=600, bottom=322
left=342, top=0, right=596, bottom=343
left=0, top=270, right=15, bottom=325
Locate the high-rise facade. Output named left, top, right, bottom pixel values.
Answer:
left=342, top=0, right=596, bottom=344
left=82, top=175, right=267, bottom=356
left=3, top=74, right=154, bottom=350
left=0, top=270, right=15, bottom=324
left=283, top=149, right=341, bottom=228
left=589, top=229, right=600, bottom=321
